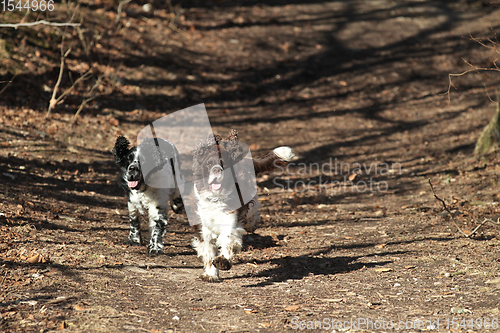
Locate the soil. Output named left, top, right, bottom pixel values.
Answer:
left=2, top=0, right=500, bottom=332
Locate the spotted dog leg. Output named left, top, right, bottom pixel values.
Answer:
left=147, top=206, right=168, bottom=256
left=127, top=202, right=142, bottom=245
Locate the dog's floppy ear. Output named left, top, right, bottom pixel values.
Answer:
left=226, top=129, right=238, bottom=142
left=113, top=136, right=131, bottom=168
left=223, top=129, right=244, bottom=164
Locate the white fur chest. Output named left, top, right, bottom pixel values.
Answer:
left=194, top=186, right=237, bottom=235
left=129, top=186, right=172, bottom=216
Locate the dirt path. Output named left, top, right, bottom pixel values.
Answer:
left=2, top=1, right=500, bottom=332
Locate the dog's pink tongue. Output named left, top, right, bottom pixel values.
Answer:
left=128, top=180, right=139, bottom=188
left=210, top=183, right=221, bottom=191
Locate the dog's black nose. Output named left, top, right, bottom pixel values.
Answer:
left=211, top=165, right=222, bottom=176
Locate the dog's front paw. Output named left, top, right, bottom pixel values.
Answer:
left=213, top=256, right=232, bottom=271
left=126, top=237, right=142, bottom=246
left=200, top=273, right=220, bottom=282
left=147, top=245, right=164, bottom=256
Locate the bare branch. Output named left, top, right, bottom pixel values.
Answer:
left=116, top=0, right=132, bottom=25
left=0, top=20, right=80, bottom=28
left=469, top=217, right=500, bottom=235
left=445, top=33, right=500, bottom=105
left=46, top=50, right=69, bottom=119
left=45, top=5, right=80, bottom=119
left=0, top=74, right=18, bottom=96
left=428, top=179, right=471, bottom=237
left=429, top=179, right=500, bottom=237
left=55, top=68, right=93, bottom=105
left=73, top=75, right=103, bottom=122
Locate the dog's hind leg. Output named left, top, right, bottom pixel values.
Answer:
left=127, top=202, right=142, bottom=245
left=170, top=190, right=184, bottom=215
left=147, top=206, right=168, bottom=256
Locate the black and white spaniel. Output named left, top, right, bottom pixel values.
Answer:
left=113, top=136, right=184, bottom=256
left=191, top=130, right=294, bottom=281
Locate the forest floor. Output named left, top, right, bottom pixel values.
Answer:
left=2, top=0, right=500, bottom=332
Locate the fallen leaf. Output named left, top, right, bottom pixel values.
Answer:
left=246, top=262, right=258, bottom=268
left=73, top=305, right=86, bottom=311
left=249, top=143, right=260, bottom=150
left=109, top=117, right=119, bottom=126
left=284, top=305, right=300, bottom=312
left=374, top=267, right=392, bottom=273
left=245, top=309, right=258, bottom=314
left=259, top=323, right=273, bottom=327
left=375, top=244, right=386, bottom=249
left=405, top=265, right=416, bottom=269
left=26, top=254, right=40, bottom=264
left=348, top=173, right=357, bottom=181
left=57, top=321, right=66, bottom=330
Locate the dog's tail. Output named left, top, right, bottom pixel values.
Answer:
left=253, top=147, right=295, bottom=175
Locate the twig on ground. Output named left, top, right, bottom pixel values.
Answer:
left=0, top=21, right=80, bottom=28
left=428, top=179, right=470, bottom=237
left=0, top=73, right=18, bottom=96
left=469, top=217, right=500, bottom=236
left=428, top=178, right=500, bottom=237
left=1, top=269, right=8, bottom=286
